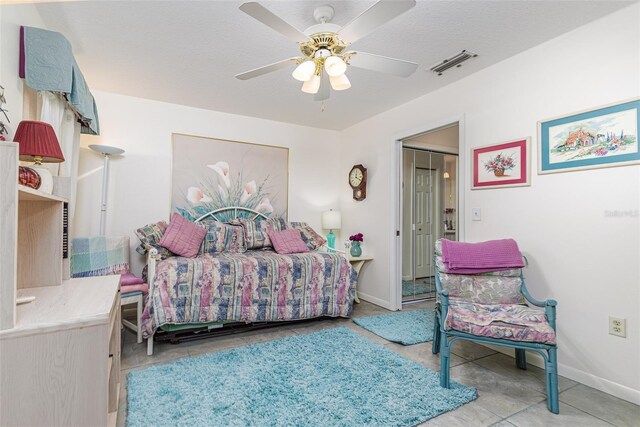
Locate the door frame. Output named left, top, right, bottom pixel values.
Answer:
left=391, top=115, right=466, bottom=311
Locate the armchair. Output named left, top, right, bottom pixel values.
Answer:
left=431, top=239, right=559, bottom=414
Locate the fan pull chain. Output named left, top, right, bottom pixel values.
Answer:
left=321, top=101, right=325, bottom=112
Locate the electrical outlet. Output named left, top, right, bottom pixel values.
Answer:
left=472, top=208, right=481, bottom=221
left=609, top=316, right=627, bottom=338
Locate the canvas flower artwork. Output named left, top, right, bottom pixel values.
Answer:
left=172, top=134, right=288, bottom=222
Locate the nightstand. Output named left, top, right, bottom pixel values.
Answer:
left=348, top=255, right=373, bottom=303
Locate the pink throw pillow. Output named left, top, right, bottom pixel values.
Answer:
left=120, top=272, right=144, bottom=286
left=268, top=229, right=309, bottom=255
left=159, top=213, right=206, bottom=258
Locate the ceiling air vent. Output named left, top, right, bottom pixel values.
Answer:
left=430, top=50, right=478, bottom=76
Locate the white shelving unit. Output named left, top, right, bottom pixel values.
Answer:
left=0, top=142, right=121, bottom=426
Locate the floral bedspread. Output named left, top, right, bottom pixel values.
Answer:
left=141, top=250, right=357, bottom=337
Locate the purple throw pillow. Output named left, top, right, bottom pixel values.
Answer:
left=159, top=213, right=206, bottom=258
left=268, top=229, right=309, bottom=255
left=120, top=272, right=145, bottom=286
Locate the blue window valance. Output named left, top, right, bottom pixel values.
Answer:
left=19, top=26, right=99, bottom=135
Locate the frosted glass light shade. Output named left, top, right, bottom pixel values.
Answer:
left=322, top=210, right=342, bottom=230
left=324, top=56, right=347, bottom=77
left=443, top=172, right=450, bottom=179
left=329, top=73, right=351, bottom=91
left=292, top=60, right=316, bottom=82
left=301, top=74, right=321, bottom=94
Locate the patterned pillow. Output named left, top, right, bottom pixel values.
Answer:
left=287, top=222, right=326, bottom=251
left=199, top=220, right=247, bottom=254
left=268, top=229, right=309, bottom=254
left=135, top=220, right=175, bottom=259
left=234, top=217, right=286, bottom=249
left=159, top=213, right=207, bottom=258
left=439, top=272, right=526, bottom=305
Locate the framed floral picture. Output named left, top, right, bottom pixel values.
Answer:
left=538, top=99, right=640, bottom=174
left=472, top=138, right=530, bottom=190
left=171, top=133, right=288, bottom=222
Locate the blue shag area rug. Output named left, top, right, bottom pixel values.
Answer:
left=353, top=309, right=434, bottom=345
left=127, top=327, right=475, bottom=427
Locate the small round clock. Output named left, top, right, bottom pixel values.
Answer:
left=349, top=164, right=367, bottom=201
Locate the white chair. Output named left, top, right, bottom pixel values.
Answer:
left=121, top=291, right=144, bottom=343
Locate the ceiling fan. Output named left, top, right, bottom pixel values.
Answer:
left=235, top=0, right=418, bottom=101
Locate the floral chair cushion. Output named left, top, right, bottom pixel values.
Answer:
left=199, top=220, right=247, bottom=254
left=438, top=271, right=526, bottom=305
left=445, top=301, right=556, bottom=344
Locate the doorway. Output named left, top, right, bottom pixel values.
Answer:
left=401, top=124, right=460, bottom=303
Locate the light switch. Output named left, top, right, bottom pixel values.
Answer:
left=472, top=208, right=481, bottom=221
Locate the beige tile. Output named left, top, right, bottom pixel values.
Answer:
left=473, top=352, right=578, bottom=393
left=450, top=362, right=546, bottom=419
left=384, top=341, right=467, bottom=371
left=560, top=384, right=640, bottom=427
left=451, top=340, right=497, bottom=361
left=422, top=400, right=502, bottom=426
left=185, top=334, right=249, bottom=357
left=490, top=421, right=517, bottom=427
left=506, top=401, right=612, bottom=427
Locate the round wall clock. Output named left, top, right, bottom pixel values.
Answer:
left=349, top=164, right=367, bottom=201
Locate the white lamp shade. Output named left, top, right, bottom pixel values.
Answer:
left=301, top=74, right=321, bottom=94
left=324, top=56, right=347, bottom=77
left=292, top=60, right=316, bottom=82
left=329, top=73, right=351, bottom=91
left=322, top=210, right=342, bottom=230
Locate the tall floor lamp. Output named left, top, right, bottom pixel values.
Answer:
left=89, top=144, right=124, bottom=235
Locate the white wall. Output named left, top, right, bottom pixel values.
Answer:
left=339, top=4, right=640, bottom=403
left=75, top=91, right=342, bottom=273
left=0, top=4, right=46, bottom=135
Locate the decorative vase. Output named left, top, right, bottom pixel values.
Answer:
left=350, top=241, right=362, bottom=257
left=493, top=169, right=505, bottom=177
left=18, top=166, right=42, bottom=189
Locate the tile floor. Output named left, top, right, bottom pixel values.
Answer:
left=117, top=301, right=640, bottom=427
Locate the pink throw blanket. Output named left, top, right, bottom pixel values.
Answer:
left=441, top=239, right=524, bottom=274
left=122, top=283, right=149, bottom=294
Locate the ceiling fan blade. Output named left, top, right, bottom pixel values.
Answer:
left=239, top=2, right=310, bottom=43
left=235, top=57, right=300, bottom=80
left=314, top=72, right=330, bottom=102
left=338, top=0, right=416, bottom=44
left=346, top=52, right=418, bottom=77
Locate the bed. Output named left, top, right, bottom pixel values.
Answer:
left=137, top=207, right=357, bottom=355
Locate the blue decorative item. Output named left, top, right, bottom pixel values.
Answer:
left=127, top=327, right=477, bottom=427
left=353, top=309, right=434, bottom=345
left=326, top=230, right=336, bottom=250
left=350, top=241, right=362, bottom=257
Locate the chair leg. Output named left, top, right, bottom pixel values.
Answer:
left=147, top=334, right=154, bottom=356
left=439, top=334, right=451, bottom=388
left=136, top=297, right=143, bottom=344
left=515, top=348, right=527, bottom=370
left=432, top=312, right=441, bottom=354
left=546, top=347, right=559, bottom=414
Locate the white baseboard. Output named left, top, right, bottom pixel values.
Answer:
left=357, top=292, right=396, bottom=311
left=486, top=345, right=640, bottom=405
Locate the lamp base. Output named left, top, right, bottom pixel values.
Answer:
left=326, top=230, right=336, bottom=253
left=30, top=165, right=53, bottom=194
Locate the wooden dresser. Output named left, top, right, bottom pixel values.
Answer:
left=0, top=142, right=121, bottom=426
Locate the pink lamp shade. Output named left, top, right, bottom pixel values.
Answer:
left=14, top=120, right=64, bottom=163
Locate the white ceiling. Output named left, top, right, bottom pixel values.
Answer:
left=32, top=0, right=633, bottom=130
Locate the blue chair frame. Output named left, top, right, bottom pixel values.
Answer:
left=431, top=255, right=560, bottom=414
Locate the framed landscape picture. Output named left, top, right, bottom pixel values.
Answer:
left=472, top=138, right=530, bottom=190
left=171, top=133, right=289, bottom=222
left=538, top=99, right=640, bottom=174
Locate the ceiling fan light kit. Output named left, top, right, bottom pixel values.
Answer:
left=236, top=1, right=419, bottom=102
left=330, top=74, right=351, bottom=91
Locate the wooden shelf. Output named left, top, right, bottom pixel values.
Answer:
left=18, top=185, right=68, bottom=203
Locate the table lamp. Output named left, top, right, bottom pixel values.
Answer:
left=14, top=120, right=65, bottom=194
left=321, top=209, right=341, bottom=251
